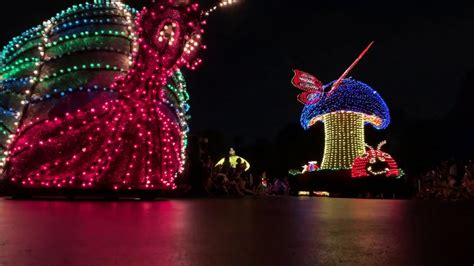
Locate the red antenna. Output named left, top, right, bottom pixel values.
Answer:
left=327, top=41, right=374, bottom=96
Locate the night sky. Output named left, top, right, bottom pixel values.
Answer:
left=1, top=0, right=473, bottom=171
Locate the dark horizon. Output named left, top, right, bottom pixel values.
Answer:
left=1, top=0, right=473, bottom=173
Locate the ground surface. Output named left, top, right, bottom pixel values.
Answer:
left=0, top=197, right=472, bottom=266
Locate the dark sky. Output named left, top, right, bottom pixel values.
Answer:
left=190, top=0, right=474, bottom=139
left=1, top=0, right=473, bottom=149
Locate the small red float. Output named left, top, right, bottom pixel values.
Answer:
left=351, top=141, right=400, bottom=178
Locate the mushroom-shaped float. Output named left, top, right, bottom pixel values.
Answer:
left=292, top=42, right=390, bottom=170
left=351, top=141, right=400, bottom=178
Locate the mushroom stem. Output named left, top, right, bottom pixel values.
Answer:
left=321, top=112, right=366, bottom=170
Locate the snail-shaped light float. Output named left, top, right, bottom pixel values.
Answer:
left=0, top=0, right=238, bottom=191
left=291, top=42, right=391, bottom=171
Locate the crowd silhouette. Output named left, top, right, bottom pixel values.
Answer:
left=416, top=160, right=474, bottom=200
left=178, top=137, right=291, bottom=197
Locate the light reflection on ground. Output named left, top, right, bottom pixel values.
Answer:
left=0, top=197, right=472, bottom=266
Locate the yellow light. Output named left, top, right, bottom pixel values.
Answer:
left=298, top=191, right=310, bottom=196
left=215, top=155, right=251, bottom=171
left=321, top=111, right=365, bottom=170
left=314, top=191, right=330, bottom=197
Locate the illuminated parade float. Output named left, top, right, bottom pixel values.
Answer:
left=291, top=43, right=402, bottom=193
left=0, top=0, right=236, bottom=195
left=351, top=141, right=401, bottom=178
left=215, top=148, right=251, bottom=171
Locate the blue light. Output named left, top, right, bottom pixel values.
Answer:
left=300, top=78, right=390, bottom=130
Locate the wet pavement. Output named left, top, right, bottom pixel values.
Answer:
left=0, top=197, right=473, bottom=266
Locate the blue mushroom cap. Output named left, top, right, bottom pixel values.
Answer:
left=300, top=79, right=390, bottom=130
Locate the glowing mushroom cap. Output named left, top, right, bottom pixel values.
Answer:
left=300, top=78, right=390, bottom=130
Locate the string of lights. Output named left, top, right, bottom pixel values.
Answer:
left=351, top=141, right=401, bottom=178
left=299, top=79, right=390, bottom=170
left=0, top=0, right=229, bottom=190
left=291, top=43, right=396, bottom=173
